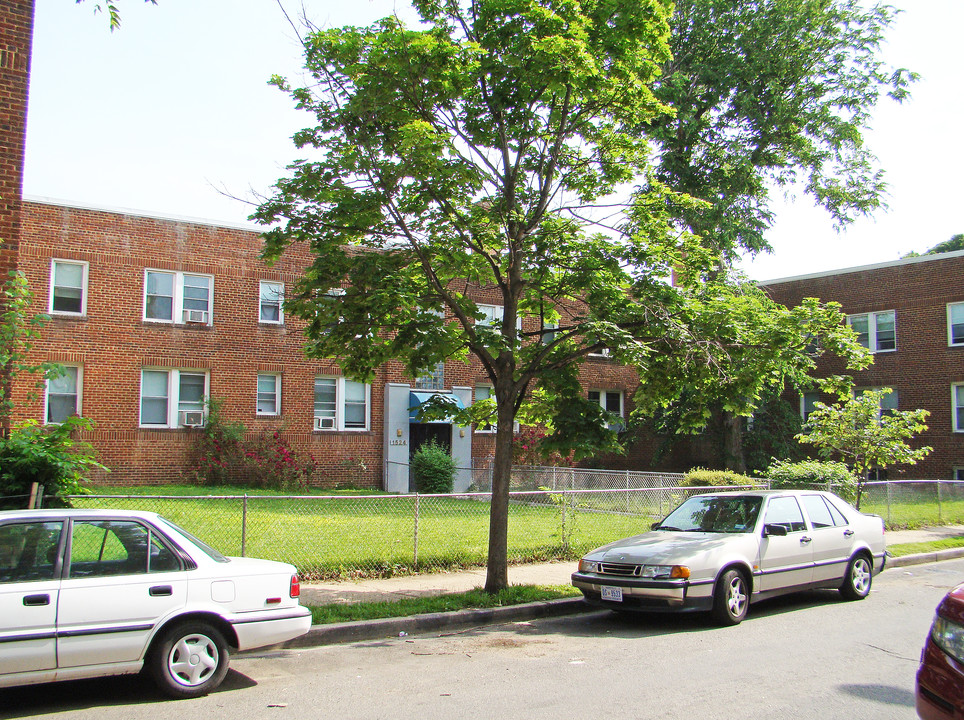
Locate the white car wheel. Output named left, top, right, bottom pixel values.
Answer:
left=149, top=622, right=230, bottom=699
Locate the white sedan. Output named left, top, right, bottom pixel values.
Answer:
left=571, top=489, right=886, bottom=625
left=0, top=508, right=312, bottom=698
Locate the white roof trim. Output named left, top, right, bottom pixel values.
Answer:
left=761, top=248, right=964, bottom=285
left=22, top=195, right=262, bottom=233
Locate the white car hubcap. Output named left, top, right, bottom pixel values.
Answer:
left=168, top=633, right=219, bottom=687
left=727, top=578, right=746, bottom=616
left=852, top=560, right=870, bottom=594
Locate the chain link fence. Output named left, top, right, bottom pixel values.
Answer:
left=58, top=481, right=741, bottom=581
left=14, top=476, right=962, bottom=581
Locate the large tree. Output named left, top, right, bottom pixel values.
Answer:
left=644, top=0, right=916, bottom=468
left=256, top=0, right=685, bottom=591
left=255, top=0, right=867, bottom=591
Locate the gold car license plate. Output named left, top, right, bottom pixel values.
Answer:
left=601, top=586, right=623, bottom=602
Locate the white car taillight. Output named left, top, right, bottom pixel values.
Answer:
left=290, top=574, right=301, bottom=598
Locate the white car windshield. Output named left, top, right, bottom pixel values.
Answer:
left=658, top=495, right=763, bottom=534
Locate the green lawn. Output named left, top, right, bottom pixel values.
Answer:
left=73, top=487, right=659, bottom=579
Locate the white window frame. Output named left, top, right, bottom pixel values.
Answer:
left=49, top=259, right=88, bottom=316
left=143, top=269, right=214, bottom=326
left=589, top=389, right=624, bottom=426
left=948, top=303, right=964, bottom=346
left=45, top=364, right=82, bottom=423
left=800, top=391, right=820, bottom=422
left=259, top=280, right=284, bottom=325
left=476, top=304, right=522, bottom=332
left=313, top=376, right=370, bottom=432
left=256, top=373, right=281, bottom=416
left=846, top=310, right=896, bottom=353
left=139, top=368, right=210, bottom=428
left=953, top=384, right=964, bottom=433
left=855, top=387, right=898, bottom=416
left=473, top=385, right=518, bottom=433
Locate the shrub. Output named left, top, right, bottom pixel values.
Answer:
left=766, top=459, right=858, bottom=504
left=0, top=417, right=104, bottom=509
left=187, top=398, right=320, bottom=490
left=682, top=468, right=760, bottom=488
left=411, top=441, right=456, bottom=494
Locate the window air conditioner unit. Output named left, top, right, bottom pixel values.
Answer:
left=183, top=309, right=209, bottom=324
left=180, top=411, right=205, bottom=427
left=314, top=416, right=335, bottom=430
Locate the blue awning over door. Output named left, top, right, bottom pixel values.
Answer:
left=408, top=391, right=465, bottom=423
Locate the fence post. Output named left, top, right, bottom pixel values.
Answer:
left=561, top=490, right=568, bottom=555
left=886, top=482, right=892, bottom=526
left=413, top=493, right=420, bottom=569
left=626, top=471, right=630, bottom=513
left=241, top=494, right=248, bottom=557
left=938, top=480, right=943, bottom=524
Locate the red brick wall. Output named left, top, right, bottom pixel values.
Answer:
left=764, top=254, right=964, bottom=479
left=0, top=0, right=31, bottom=274
left=12, top=200, right=651, bottom=485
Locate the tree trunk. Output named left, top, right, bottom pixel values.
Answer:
left=721, top=411, right=745, bottom=474
left=484, top=393, right=516, bottom=593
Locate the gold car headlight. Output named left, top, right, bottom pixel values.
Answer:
left=932, top=614, right=964, bottom=664
left=641, top=565, right=690, bottom=580
left=578, top=559, right=601, bottom=573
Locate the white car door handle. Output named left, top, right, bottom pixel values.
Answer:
left=843, top=529, right=855, bottom=537
left=23, top=593, right=50, bottom=606
left=800, top=536, right=812, bottom=545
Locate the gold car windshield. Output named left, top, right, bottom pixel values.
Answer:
left=658, top=496, right=763, bottom=534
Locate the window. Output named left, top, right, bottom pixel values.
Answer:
left=801, top=391, right=820, bottom=422
left=847, top=310, right=896, bottom=352
left=954, top=468, right=964, bottom=481
left=69, top=521, right=179, bottom=577
left=473, top=386, right=518, bottom=433
left=46, top=365, right=82, bottom=423
left=948, top=303, right=964, bottom=346
left=260, top=281, right=283, bottom=324
left=763, top=496, right=806, bottom=533
left=144, top=270, right=213, bottom=325
left=476, top=304, right=521, bottom=332
left=49, top=260, right=87, bottom=315
left=474, top=386, right=495, bottom=432
left=415, top=362, right=445, bottom=391
left=476, top=304, right=502, bottom=327
left=0, top=522, right=63, bottom=583
left=954, top=384, right=964, bottom=433
left=856, top=387, right=898, bottom=416
left=313, top=376, right=369, bottom=431
left=801, top=495, right=846, bottom=529
left=140, top=369, right=209, bottom=427
left=589, top=390, right=624, bottom=430
left=257, top=373, right=281, bottom=415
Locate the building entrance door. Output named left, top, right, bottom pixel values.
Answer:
left=408, top=424, right=452, bottom=492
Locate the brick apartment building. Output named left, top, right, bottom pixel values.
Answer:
left=763, top=251, right=964, bottom=480
left=9, top=198, right=645, bottom=488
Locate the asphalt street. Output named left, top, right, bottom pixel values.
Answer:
left=3, top=558, right=961, bottom=720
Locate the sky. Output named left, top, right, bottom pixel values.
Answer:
left=23, top=0, right=964, bottom=282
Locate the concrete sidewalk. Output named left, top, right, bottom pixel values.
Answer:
left=279, top=524, right=964, bottom=649
left=299, top=524, right=964, bottom=607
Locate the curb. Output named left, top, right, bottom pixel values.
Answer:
left=887, top=547, right=964, bottom=568
left=283, top=597, right=592, bottom=649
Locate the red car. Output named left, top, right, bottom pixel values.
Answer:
left=917, top=583, right=964, bottom=719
